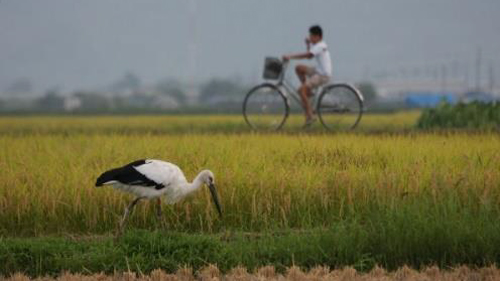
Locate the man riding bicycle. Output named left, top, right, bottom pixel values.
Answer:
left=282, top=25, right=332, bottom=127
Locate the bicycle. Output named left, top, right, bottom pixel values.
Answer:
left=243, top=57, right=364, bottom=131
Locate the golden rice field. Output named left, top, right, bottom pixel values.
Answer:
left=0, top=113, right=498, bottom=235
left=0, top=112, right=499, bottom=276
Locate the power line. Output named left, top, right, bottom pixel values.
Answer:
left=475, top=47, right=482, bottom=91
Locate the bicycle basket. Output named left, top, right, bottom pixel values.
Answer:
left=263, top=57, right=283, bottom=80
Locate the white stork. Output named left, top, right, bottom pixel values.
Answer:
left=95, top=159, right=222, bottom=234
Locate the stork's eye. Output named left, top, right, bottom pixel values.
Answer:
left=208, top=176, right=213, bottom=183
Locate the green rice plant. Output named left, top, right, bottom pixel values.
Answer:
left=417, top=101, right=500, bottom=129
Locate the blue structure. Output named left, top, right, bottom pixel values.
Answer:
left=405, top=92, right=457, bottom=108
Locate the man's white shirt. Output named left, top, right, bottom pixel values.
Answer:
left=310, top=41, right=332, bottom=77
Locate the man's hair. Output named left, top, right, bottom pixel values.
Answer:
left=309, top=25, right=323, bottom=37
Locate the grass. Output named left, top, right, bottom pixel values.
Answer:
left=1, top=229, right=500, bottom=277
left=0, top=112, right=499, bottom=276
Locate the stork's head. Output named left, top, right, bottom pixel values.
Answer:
left=199, top=170, right=215, bottom=185
left=199, top=170, right=222, bottom=217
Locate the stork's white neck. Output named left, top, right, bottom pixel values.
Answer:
left=183, top=172, right=205, bottom=195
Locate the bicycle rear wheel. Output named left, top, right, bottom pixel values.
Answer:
left=317, top=84, right=363, bottom=131
left=243, top=83, right=289, bottom=131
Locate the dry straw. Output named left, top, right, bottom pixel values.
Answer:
left=3, top=265, right=500, bottom=281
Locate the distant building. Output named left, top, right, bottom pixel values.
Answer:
left=462, top=91, right=495, bottom=103
left=63, top=96, right=82, bottom=111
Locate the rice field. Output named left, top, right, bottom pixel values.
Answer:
left=0, top=111, right=420, bottom=136
left=0, top=113, right=498, bottom=235
left=1, top=112, right=499, bottom=276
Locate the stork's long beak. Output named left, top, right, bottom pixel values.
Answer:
left=208, top=183, right=222, bottom=217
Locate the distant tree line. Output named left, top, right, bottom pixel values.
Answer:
left=1, top=73, right=380, bottom=114
left=0, top=75, right=250, bottom=114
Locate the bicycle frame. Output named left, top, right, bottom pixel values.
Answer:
left=271, top=61, right=321, bottom=111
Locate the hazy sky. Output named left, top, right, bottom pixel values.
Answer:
left=1, top=0, right=500, bottom=92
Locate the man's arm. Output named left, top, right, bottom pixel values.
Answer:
left=282, top=52, right=313, bottom=61
left=305, top=37, right=311, bottom=52
left=283, top=38, right=314, bottom=61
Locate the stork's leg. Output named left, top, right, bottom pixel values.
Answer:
left=117, top=197, right=143, bottom=236
left=155, top=198, right=162, bottom=220
left=155, top=198, right=166, bottom=228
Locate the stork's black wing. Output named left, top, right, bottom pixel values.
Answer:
left=95, top=159, right=165, bottom=189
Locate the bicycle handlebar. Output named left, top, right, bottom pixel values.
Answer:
left=281, top=59, right=290, bottom=69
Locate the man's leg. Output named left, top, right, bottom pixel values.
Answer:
left=295, top=65, right=308, bottom=84
left=299, top=84, right=314, bottom=120
left=296, top=66, right=315, bottom=97
left=296, top=65, right=315, bottom=120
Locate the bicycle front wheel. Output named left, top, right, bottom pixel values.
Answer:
left=243, top=83, right=289, bottom=131
left=317, top=84, right=363, bottom=131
